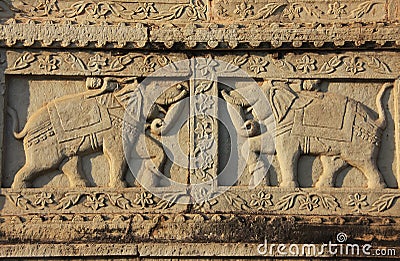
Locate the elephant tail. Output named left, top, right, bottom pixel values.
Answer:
left=375, top=82, right=393, bottom=130
left=6, top=106, right=27, bottom=139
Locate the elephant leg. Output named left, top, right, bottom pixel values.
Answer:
left=103, top=141, right=127, bottom=188
left=138, top=138, right=166, bottom=188
left=12, top=147, right=61, bottom=189
left=248, top=153, right=270, bottom=187
left=104, top=147, right=127, bottom=188
left=60, top=156, right=89, bottom=187
left=315, top=156, right=347, bottom=188
left=277, top=144, right=300, bottom=188
left=357, top=160, right=387, bottom=189
left=12, top=164, right=38, bottom=189
left=12, top=162, right=51, bottom=189
left=246, top=135, right=273, bottom=187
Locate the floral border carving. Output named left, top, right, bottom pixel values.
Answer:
left=6, top=51, right=189, bottom=76
left=12, top=0, right=208, bottom=22
left=6, top=51, right=398, bottom=79
left=6, top=0, right=386, bottom=24
left=4, top=188, right=399, bottom=215
left=5, top=190, right=186, bottom=212
left=215, top=0, right=383, bottom=22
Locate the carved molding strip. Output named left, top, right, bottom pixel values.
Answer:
left=9, top=0, right=209, bottom=22
left=215, top=52, right=398, bottom=79
left=1, top=188, right=399, bottom=216
left=5, top=51, right=189, bottom=77
left=1, top=21, right=400, bottom=50
left=213, top=0, right=386, bottom=23
left=2, top=242, right=398, bottom=258
left=0, top=0, right=392, bottom=24
left=6, top=50, right=398, bottom=79
left=0, top=20, right=148, bottom=48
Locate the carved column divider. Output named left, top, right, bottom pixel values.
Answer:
left=0, top=49, right=5, bottom=188
left=395, top=78, right=400, bottom=188
left=190, top=58, right=219, bottom=188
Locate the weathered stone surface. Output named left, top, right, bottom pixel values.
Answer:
left=0, top=0, right=399, bottom=260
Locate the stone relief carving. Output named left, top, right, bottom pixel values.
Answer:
left=6, top=51, right=398, bottom=80
left=1, top=0, right=400, bottom=256
left=215, top=0, right=382, bottom=22
left=12, top=0, right=208, bottom=22
left=223, top=80, right=393, bottom=189
left=2, top=22, right=400, bottom=49
left=7, top=76, right=188, bottom=189
left=6, top=51, right=188, bottom=76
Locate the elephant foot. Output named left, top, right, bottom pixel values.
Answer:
left=11, top=181, right=30, bottom=189
left=71, top=178, right=89, bottom=188
left=368, top=181, right=387, bottom=189
left=249, top=162, right=269, bottom=187
left=315, top=179, right=333, bottom=188
left=280, top=180, right=298, bottom=188
left=109, top=180, right=128, bottom=188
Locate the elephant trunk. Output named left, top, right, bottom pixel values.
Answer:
left=156, top=85, right=188, bottom=105
left=221, top=90, right=251, bottom=107
left=375, top=82, right=393, bottom=129
left=241, top=120, right=260, bottom=137
left=150, top=118, right=164, bottom=135
left=7, top=106, right=27, bottom=139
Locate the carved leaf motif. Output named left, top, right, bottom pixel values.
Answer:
left=225, top=54, right=249, bottom=72
left=195, top=81, right=213, bottom=94
left=318, top=55, right=344, bottom=74
left=107, top=194, right=131, bottom=209
left=10, top=52, right=36, bottom=70
left=107, top=2, right=127, bottom=17
left=223, top=192, right=249, bottom=210
left=320, top=194, right=340, bottom=210
left=108, top=55, right=133, bottom=72
left=63, top=1, right=89, bottom=18
left=155, top=193, right=185, bottom=209
left=65, top=53, right=87, bottom=71
left=169, top=5, right=186, bottom=19
left=350, top=1, right=377, bottom=18
left=7, top=193, right=31, bottom=210
left=273, top=59, right=296, bottom=72
left=303, top=6, right=323, bottom=18
left=369, top=194, right=400, bottom=212
left=369, top=57, right=391, bottom=74
left=56, top=193, right=83, bottom=210
left=274, top=193, right=300, bottom=210
left=253, top=3, right=285, bottom=19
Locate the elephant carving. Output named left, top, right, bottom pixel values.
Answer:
left=222, top=80, right=392, bottom=189
left=7, top=77, right=188, bottom=189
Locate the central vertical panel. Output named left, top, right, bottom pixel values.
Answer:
left=190, top=58, right=219, bottom=188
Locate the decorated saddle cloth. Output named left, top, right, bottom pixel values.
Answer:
left=292, top=93, right=356, bottom=142
left=47, top=95, right=111, bottom=143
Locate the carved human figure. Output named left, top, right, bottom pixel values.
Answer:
left=7, top=77, right=188, bottom=189
left=222, top=80, right=392, bottom=189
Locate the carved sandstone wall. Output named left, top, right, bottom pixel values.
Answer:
left=0, top=0, right=399, bottom=259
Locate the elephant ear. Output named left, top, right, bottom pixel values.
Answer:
left=125, top=88, right=143, bottom=123
left=270, top=85, right=298, bottom=123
